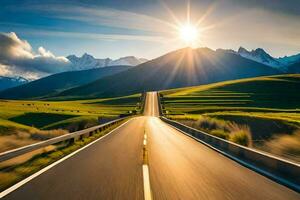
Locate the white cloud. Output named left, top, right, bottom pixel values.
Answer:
left=0, top=32, right=71, bottom=79
left=37, top=46, right=55, bottom=58
left=0, top=63, right=12, bottom=76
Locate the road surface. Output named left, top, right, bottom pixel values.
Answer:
left=2, top=92, right=299, bottom=199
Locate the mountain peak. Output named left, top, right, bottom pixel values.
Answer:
left=109, top=56, right=147, bottom=66
left=253, top=48, right=268, bottom=55
left=216, top=48, right=237, bottom=55
left=238, top=47, right=249, bottom=54
left=237, top=47, right=283, bottom=69
left=82, top=53, right=94, bottom=59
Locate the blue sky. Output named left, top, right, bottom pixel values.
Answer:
left=1, top=0, right=300, bottom=60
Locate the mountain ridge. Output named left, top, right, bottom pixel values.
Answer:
left=0, top=65, right=132, bottom=99
left=231, top=47, right=300, bottom=71
left=53, top=47, right=280, bottom=99
left=67, top=53, right=148, bottom=70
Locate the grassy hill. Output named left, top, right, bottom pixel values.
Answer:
left=161, top=74, right=300, bottom=162
left=0, top=94, right=141, bottom=152
left=0, top=65, right=131, bottom=99
left=50, top=47, right=280, bottom=100
left=287, top=61, right=300, bottom=73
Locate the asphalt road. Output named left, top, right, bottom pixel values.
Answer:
left=2, top=92, right=299, bottom=199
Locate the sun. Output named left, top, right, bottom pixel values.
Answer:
left=179, top=23, right=199, bottom=44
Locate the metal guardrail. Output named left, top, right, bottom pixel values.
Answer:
left=140, top=92, right=146, bottom=114
left=157, top=92, right=163, bottom=116
left=0, top=117, right=127, bottom=163
left=160, top=117, right=300, bottom=192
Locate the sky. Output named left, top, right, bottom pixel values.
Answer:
left=0, top=0, right=300, bottom=78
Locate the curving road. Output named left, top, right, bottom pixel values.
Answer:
left=2, top=92, right=299, bottom=199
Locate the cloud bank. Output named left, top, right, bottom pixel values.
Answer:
left=0, top=32, right=71, bottom=79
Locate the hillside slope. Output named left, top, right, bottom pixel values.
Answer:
left=56, top=47, right=280, bottom=99
left=0, top=76, right=28, bottom=91
left=0, top=65, right=131, bottom=99
left=287, top=61, right=300, bottom=73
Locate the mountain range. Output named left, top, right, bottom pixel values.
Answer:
left=0, top=65, right=132, bottom=99
left=52, top=47, right=280, bottom=99
left=225, top=47, right=300, bottom=71
left=0, top=54, right=147, bottom=91
left=67, top=53, right=148, bottom=70
left=0, top=47, right=299, bottom=100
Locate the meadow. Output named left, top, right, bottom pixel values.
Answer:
left=161, top=74, right=300, bottom=162
left=0, top=94, right=141, bottom=152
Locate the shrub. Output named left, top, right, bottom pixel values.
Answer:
left=227, top=123, right=252, bottom=147
left=229, top=130, right=252, bottom=147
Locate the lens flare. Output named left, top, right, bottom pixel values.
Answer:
left=179, top=24, right=199, bottom=44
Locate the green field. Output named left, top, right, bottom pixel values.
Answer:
left=0, top=94, right=141, bottom=152
left=161, top=74, right=300, bottom=162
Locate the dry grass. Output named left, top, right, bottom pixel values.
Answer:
left=0, top=129, right=67, bottom=153
left=263, top=130, right=300, bottom=162
left=227, top=123, right=252, bottom=147
left=174, top=115, right=252, bottom=147
left=0, top=146, right=56, bottom=169
left=29, top=129, right=67, bottom=140
left=0, top=135, right=35, bottom=153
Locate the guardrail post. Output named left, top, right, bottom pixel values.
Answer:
left=69, top=135, right=80, bottom=144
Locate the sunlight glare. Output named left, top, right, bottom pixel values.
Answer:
left=179, top=24, right=199, bottom=44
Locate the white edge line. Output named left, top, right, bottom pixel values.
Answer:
left=0, top=118, right=133, bottom=198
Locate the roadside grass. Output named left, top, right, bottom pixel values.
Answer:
left=0, top=94, right=141, bottom=152
left=162, top=74, right=300, bottom=162
left=0, top=118, right=127, bottom=192
left=204, top=113, right=300, bottom=140
left=0, top=119, right=36, bottom=136
left=262, top=130, right=300, bottom=162
left=170, top=115, right=252, bottom=147
left=42, top=115, right=99, bottom=131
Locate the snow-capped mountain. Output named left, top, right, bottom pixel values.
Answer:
left=0, top=76, right=29, bottom=91
left=67, top=53, right=148, bottom=70
left=109, top=56, right=148, bottom=66
left=218, top=47, right=300, bottom=72
left=237, top=47, right=284, bottom=68
left=67, top=53, right=111, bottom=70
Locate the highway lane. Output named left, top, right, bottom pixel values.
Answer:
left=145, top=92, right=299, bottom=200
left=144, top=91, right=159, bottom=117
left=2, top=91, right=299, bottom=199
left=3, top=117, right=146, bottom=200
